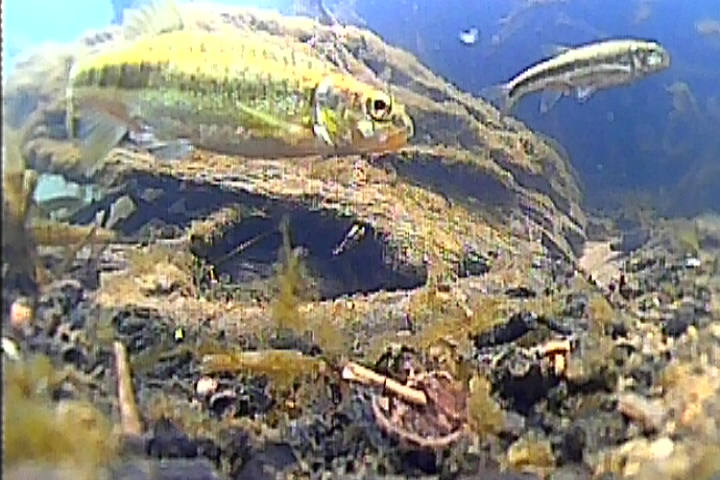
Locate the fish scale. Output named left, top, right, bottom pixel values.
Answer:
left=66, top=4, right=414, bottom=168
left=77, top=32, right=330, bottom=93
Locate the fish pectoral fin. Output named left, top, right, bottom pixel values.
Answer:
left=575, top=86, right=597, bottom=102
left=123, top=0, right=184, bottom=40
left=480, top=84, right=514, bottom=117
left=234, top=102, right=308, bottom=144
left=77, top=113, right=127, bottom=177
left=312, top=78, right=341, bottom=146
left=313, top=124, right=334, bottom=146
left=128, top=130, right=194, bottom=161
left=146, top=139, right=195, bottom=161
left=539, top=90, right=563, bottom=113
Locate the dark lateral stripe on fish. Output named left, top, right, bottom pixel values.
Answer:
left=510, top=51, right=638, bottom=96
left=78, top=64, right=280, bottom=97
left=73, top=62, right=168, bottom=90
left=73, top=62, right=312, bottom=103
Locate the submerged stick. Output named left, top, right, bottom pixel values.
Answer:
left=114, top=341, right=144, bottom=437
left=341, top=361, right=427, bottom=406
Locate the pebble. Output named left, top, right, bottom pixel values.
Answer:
left=684, top=257, right=701, bottom=269
left=619, top=437, right=675, bottom=477
left=617, top=392, right=668, bottom=433
left=1, top=337, right=21, bottom=361
left=9, top=297, right=33, bottom=330
left=196, top=376, right=219, bottom=397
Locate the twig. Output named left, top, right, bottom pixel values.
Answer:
left=114, top=341, right=144, bottom=437
left=341, top=361, right=427, bottom=406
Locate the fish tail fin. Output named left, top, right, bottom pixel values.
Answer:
left=75, top=112, right=128, bottom=177
left=480, top=83, right=515, bottom=117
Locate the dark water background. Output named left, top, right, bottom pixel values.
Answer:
left=4, top=0, right=719, bottom=211
left=357, top=0, right=720, bottom=206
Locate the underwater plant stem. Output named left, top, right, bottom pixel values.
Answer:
left=114, top=341, right=144, bottom=437
left=342, top=361, right=428, bottom=406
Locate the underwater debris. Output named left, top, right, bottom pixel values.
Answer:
left=342, top=361, right=428, bottom=406
left=332, top=222, right=367, bottom=256
left=458, top=27, right=480, bottom=46
left=114, top=341, right=144, bottom=437
left=342, top=360, right=470, bottom=449
left=370, top=369, right=468, bottom=449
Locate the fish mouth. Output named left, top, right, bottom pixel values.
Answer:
left=369, top=114, right=415, bottom=153
left=346, top=112, right=414, bottom=154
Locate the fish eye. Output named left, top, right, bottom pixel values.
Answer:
left=646, top=51, right=664, bottom=66
left=367, top=93, right=393, bottom=121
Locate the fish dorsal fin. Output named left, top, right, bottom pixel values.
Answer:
left=541, top=43, right=572, bottom=57
left=123, top=0, right=185, bottom=40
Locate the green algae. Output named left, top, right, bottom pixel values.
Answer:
left=467, top=374, right=506, bottom=437
left=270, top=217, right=317, bottom=333
left=2, top=355, right=118, bottom=478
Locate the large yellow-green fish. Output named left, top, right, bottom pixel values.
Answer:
left=66, top=0, right=414, bottom=171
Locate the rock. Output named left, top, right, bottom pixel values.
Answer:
left=617, top=392, right=668, bottom=433
left=195, top=377, right=219, bottom=397
left=147, top=418, right=199, bottom=459
left=4, top=3, right=586, bottom=279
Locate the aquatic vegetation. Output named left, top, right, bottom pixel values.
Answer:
left=466, top=374, right=506, bottom=436
left=505, top=431, right=555, bottom=475
left=188, top=204, right=247, bottom=249
left=270, top=219, right=317, bottom=333
left=588, top=294, right=615, bottom=334
left=671, top=220, right=702, bottom=255
left=201, top=350, right=326, bottom=392
left=127, top=243, right=197, bottom=296
left=410, top=295, right=507, bottom=356
left=2, top=355, right=118, bottom=478
left=2, top=129, right=40, bottom=298
left=2, top=127, right=116, bottom=314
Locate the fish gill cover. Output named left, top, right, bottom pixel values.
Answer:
left=2, top=0, right=720, bottom=479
